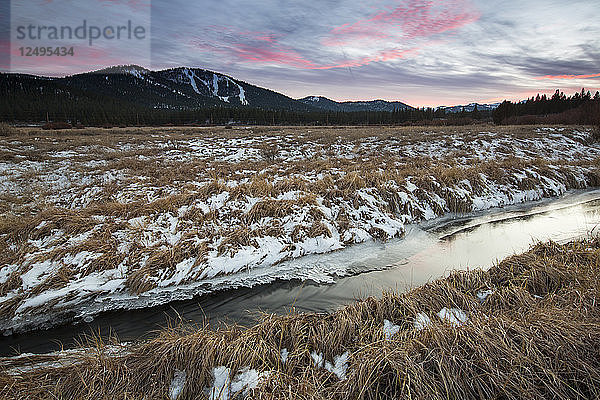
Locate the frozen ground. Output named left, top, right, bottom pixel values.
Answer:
left=0, top=125, right=599, bottom=333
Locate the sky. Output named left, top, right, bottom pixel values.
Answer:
left=4, top=0, right=600, bottom=107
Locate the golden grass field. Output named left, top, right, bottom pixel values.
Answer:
left=0, top=125, right=599, bottom=333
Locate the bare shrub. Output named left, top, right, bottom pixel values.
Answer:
left=0, top=123, right=17, bottom=136
left=42, top=121, right=72, bottom=130
left=258, top=142, right=279, bottom=161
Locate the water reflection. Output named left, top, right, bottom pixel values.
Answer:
left=2, top=192, right=600, bottom=356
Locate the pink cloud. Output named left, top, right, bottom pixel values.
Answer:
left=193, top=33, right=417, bottom=70
left=191, top=29, right=318, bottom=69
left=193, top=25, right=418, bottom=70
left=312, top=47, right=419, bottom=69
left=326, top=0, right=480, bottom=45
left=536, top=73, right=600, bottom=80
left=194, top=1, right=479, bottom=70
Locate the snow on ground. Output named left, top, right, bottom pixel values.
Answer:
left=1, top=126, right=599, bottom=333
left=438, top=307, right=468, bottom=327
left=280, top=348, right=289, bottom=364
left=477, top=289, right=494, bottom=302
left=413, top=313, right=432, bottom=331
left=383, top=319, right=401, bottom=339
left=204, top=366, right=268, bottom=400
left=324, top=351, right=350, bottom=380
left=311, top=351, right=350, bottom=379
left=231, top=367, right=269, bottom=394
left=169, top=370, right=187, bottom=400
left=311, top=351, right=325, bottom=368
left=205, top=366, right=231, bottom=400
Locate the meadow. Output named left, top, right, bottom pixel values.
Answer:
left=0, top=125, right=599, bottom=334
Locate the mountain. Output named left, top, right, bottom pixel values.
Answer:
left=299, top=96, right=413, bottom=112
left=1, top=65, right=317, bottom=112
left=436, top=102, right=501, bottom=113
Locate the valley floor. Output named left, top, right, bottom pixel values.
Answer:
left=0, top=124, right=599, bottom=333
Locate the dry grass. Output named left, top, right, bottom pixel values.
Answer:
left=1, top=124, right=600, bottom=325
left=2, top=238, right=600, bottom=399
left=0, top=123, right=17, bottom=137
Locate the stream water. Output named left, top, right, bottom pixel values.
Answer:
left=2, top=189, right=600, bottom=356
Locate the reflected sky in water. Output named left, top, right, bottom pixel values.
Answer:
left=3, top=191, right=600, bottom=356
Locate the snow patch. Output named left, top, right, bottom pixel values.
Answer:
left=413, top=313, right=432, bottom=331
left=169, top=370, right=187, bottom=400
left=476, top=289, right=494, bottom=302
left=383, top=319, right=400, bottom=339
left=324, top=351, right=349, bottom=380
left=231, top=367, right=268, bottom=395
left=438, top=307, right=468, bottom=327
left=204, top=366, right=268, bottom=400
left=311, top=351, right=324, bottom=368
left=205, top=366, right=231, bottom=400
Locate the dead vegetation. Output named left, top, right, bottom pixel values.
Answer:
left=0, top=123, right=17, bottom=137
left=1, top=238, right=600, bottom=399
left=0, top=125, right=599, bottom=325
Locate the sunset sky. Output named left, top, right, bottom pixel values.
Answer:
left=5, top=0, right=600, bottom=107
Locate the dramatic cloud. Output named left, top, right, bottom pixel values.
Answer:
left=4, top=0, right=600, bottom=105
left=327, top=0, right=479, bottom=44
left=537, top=73, right=600, bottom=80
left=188, top=1, right=477, bottom=70
left=319, top=0, right=478, bottom=68
left=191, top=25, right=420, bottom=70
left=190, top=27, right=317, bottom=69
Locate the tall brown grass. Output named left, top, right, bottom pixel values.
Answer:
left=1, top=238, right=599, bottom=399
left=0, top=123, right=17, bottom=137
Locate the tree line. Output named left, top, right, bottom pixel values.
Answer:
left=5, top=79, right=598, bottom=127
left=493, top=88, right=600, bottom=125
left=0, top=90, right=490, bottom=126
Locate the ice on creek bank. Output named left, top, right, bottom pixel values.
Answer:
left=204, top=366, right=268, bottom=400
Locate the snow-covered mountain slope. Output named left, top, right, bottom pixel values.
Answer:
left=299, top=96, right=413, bottom=112
left=1, top=66, right=317, bottom=111
left=436, top=103, right=501, bottom=113
left=159, top=68, right=249, bottom=106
